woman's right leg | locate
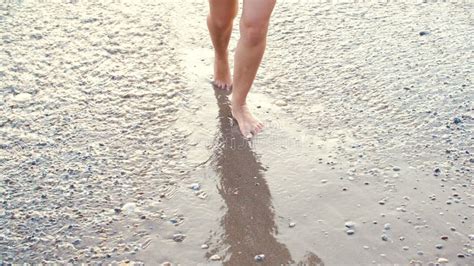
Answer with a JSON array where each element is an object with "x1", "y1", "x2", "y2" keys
[
  {"x1": 207, "y1": 0, "x2": 238, "y2": 90},
  {"x1": 231, "y1": 0, "x2": 276, "y2": 138}
]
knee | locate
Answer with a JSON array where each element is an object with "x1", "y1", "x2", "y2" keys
[
  {"x1": 240, "y1": 18, "x2": 269, "y2": 46},
  {"x1": 208, "y1": 14, "x2": 235, "y2": 31}
]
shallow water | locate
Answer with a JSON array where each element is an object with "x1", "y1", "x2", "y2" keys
[{"x1": 1, "y1": 0, "x2": 473, "y2": 265}]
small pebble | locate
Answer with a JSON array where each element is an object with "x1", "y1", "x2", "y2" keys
[
  {"x1": 275, "y1": 100, "x2": 287, "y2": 106},
  {"x1": 122, "y1": 202, "x2": 137, "y2": 215},
  {"x1": 457, "y1": 253, "x2": 465, "y2": 258},
  {"x1": 289, "y1": 222, "x2": 296, "y2": 228},
  {"x1": 201, "y1": 244, "x2": 209, "y2": 249},
  {"x1": 441, "y1": 235, "x2": 448, "y2": 240},
  {"x1": 189, "y1": 183, "x2": 200, "y2": 190},
  {"x1": 346, "y1": 229, "x2": 355, "y2": 235},
  {"x1": 381, "y1": 234, "x2": 389, "y2": 241},
  {"x1": 172, "y1": 233, "x2": 186, "y2": 242},
  {"x1": 12, "y1": 92, "x2": 32, "y2": 102},
  {"x1": 344, "y1": 221, "x2": 355, "y2": 229},
  {"x1": 402, "y1": 246, "x2": 409, "y2": 251},
  {"x1": 210, "y1": 254, "x2": 221, "y2": 261},
  {"x1": 384, "y1": 223, "x2": 391, "y2": 230},
  {"x1": 435, "y1": 244, "x2": 443, "y2": 249},
  {"x1": 437, "y1": 258, "x2": 449, "y2": 263},
  {"x1": 255, "y1": 254, "x2": 265, "y2": 262}
]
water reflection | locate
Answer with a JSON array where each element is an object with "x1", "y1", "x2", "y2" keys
[{"x1": 210, "y1": 89, "x2": 293, "y2": 265}]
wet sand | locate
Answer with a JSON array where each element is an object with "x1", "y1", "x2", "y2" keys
[{"x1": 1, "y1": 0, "x2": 473, "y2": 265}]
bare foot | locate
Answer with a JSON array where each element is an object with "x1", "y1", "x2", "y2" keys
[
  {"x1": 231, "y1": 102, "x2": 263, "y2": 139},
  {"x1": 212, "y1": 54, "x2": 232, "y2": 90}
]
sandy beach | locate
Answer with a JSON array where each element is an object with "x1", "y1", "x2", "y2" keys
[{"x1": 0, "y1": 0, "x2": 473, "y2": 265}]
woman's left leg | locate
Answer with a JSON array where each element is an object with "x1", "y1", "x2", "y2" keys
[{"x1": 207, "y1": 0, "x2": 239, "y2": 90}]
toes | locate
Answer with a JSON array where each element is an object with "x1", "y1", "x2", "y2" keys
[
  {"x1": 222, "y1": 83, "x2": 232, "y2": 91},
  {"x1": 242, "y1": 128, "x2": 255, "y2": 139},
  {"x1": 248, "y1": 125, "x2": 262, "y2": 136},
  {"x1": 212, "y1": 79, "x2": 233, "y2": 90},
  {"x1": 238, "y1": 122, "x2": 264, "y2": 139},
  {"x1": 213, "y1": 81, "x2": 227, "y2": 90},
  {"x1": 244, "y1": 132, "x2": 253, "y2": 139}
]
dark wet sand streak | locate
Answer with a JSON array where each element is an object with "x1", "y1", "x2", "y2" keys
[{"x1": 210, "y1": 89, "x2": 323, "y2": 265}]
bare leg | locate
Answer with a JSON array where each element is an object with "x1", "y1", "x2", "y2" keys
[
  {"x1": 207, "y1": 0, "x2": 238, "y2": 90},
  {"x1": 231, "y1": 0, "x2": 276, "y2": 138}
]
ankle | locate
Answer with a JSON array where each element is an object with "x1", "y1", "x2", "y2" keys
[{"x1": 231, "y1": 98, "x2": 246, "y2": 109}]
